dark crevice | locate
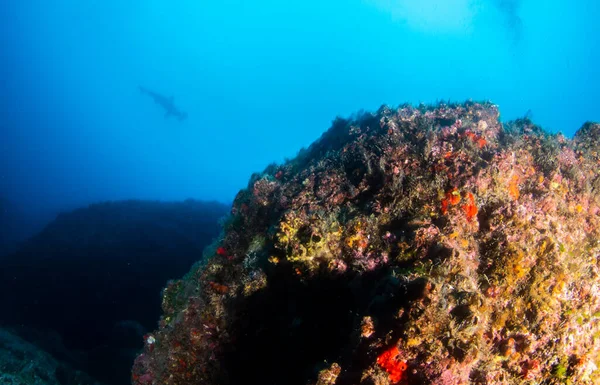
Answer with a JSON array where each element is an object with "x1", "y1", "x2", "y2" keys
[{"x1": 222, "y1": 266, "x2": 419, "y2": 385}]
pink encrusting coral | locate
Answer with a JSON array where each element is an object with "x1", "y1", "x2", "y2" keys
[{"x1": 132, "y1": 102, "x2": 600, "y2": 385}]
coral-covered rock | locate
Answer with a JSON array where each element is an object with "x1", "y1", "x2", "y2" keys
[{"x1": 133, "y1": 102, "x2": 600, "y2": 385}]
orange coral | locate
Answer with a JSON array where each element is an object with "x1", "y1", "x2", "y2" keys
[
  {"x1": 464, "y1": 130, "x2": 487, "y2": 148},
  {"x1": 508, "y1": 174, "x2": 520, "y2": 200},
  {"x1": 377, "y1": 346, "x2": 408, "y2": 383},
  {"x1": 441, "y1": 198, "x2": 449, "y2": 215},
  {"x1": 441, "y1": 189, "x2": 461, "y2": 215},
  {"x1": 462, "y1": 192, "x2": 478, "y2": 221},
  {"x1": 448, "y1": 189, "x2": 461, "y2": 205},
  {"x1": 208, "y1": 281, "x2": 229, "y2": 294}
]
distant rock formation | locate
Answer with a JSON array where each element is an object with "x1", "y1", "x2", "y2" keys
[
  {"x1": 0, "y1": 199, "x2": 229, "y2": 385},
  {"x1": 132, "y1": 102, "x2": 600, "y2": 385},
  {"x1": 0, "y1": 327, "x2": 104, "y2": 385},
  {"x1": 0, "y1": 198, "x2": 63, "y2": 258},
  {"x1": 0, "y1": 198, "x2": 29, "y2": 257}
]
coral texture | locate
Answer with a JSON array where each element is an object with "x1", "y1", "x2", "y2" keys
[{"x1": 133, "y1": 102, "x2": 600, "y2": 385}]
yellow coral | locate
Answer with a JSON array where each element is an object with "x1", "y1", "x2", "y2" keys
[
  {"x1": 276, "y1": 212, "x2": 343, "y2": 268},
  {"x1": 277, "y1": 215, "x2": 303, "y2": 246},
  {"x1": 345, "y1": 221, "x2": 371, "y2": 250}
]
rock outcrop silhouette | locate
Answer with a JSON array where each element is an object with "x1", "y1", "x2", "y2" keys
[{"x1": 0, "y1": 199, "x2": 228, "y2": 385}]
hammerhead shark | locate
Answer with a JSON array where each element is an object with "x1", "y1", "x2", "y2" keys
[{"x1": 139, "y1": 86, "x2": 188, "y2": 121}]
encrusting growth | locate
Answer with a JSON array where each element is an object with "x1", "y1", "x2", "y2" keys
[{"x1": 132, "y1": 102, "x2": 600, "y2": 385}]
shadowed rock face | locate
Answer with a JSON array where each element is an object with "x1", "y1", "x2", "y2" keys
[
  {"x1": 0, "y1": 199, "x2": 228, "y2": 385},
  {"x1": 0, "y1": 327, "x2": 105, "y2": 385},
  {"x1": 132, "y1": 102, "x2": 600, "y2": 385},
  {"x1": 0, "y1": 198, "x2": 35, "y2": 258}
]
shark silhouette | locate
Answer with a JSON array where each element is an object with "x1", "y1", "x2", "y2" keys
[{"x1": 139, "y1": 86, "x2": 188, "y2": 121}]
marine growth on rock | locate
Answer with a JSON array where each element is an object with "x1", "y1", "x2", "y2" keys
[{"x1": 132, "y1": 102, "x2": 600, "y2": 385}]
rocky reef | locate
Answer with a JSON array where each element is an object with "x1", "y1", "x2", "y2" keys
[
  {"x1": 0, "y1": 327, "x2": 104, "y2": 385},
  {"x1": 0, "y1": 197, "x2": 40, "y2": 258},
  {"x1": 0, "y1": 199, "x2": 228, "y2": 385},
  {"x1": 132, "y1": 102, "x2": 600, "y2": 385}
]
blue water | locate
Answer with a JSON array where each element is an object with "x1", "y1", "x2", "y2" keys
[{"x1": 1, "y1": 0, "x2": 599, "y2": 229}]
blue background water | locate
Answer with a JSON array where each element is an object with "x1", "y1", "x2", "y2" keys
[{"x1": 1, "y1": 0, "x2": 598, "y2": 234}]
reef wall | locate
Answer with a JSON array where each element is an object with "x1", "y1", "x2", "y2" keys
[{"x1": 133, "y1": 102, "x2": 600, "y2": 385}]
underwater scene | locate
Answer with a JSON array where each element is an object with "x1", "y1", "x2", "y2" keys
[{"x1": 1, "y1": 1, "x2": 599, "y2": 384}]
